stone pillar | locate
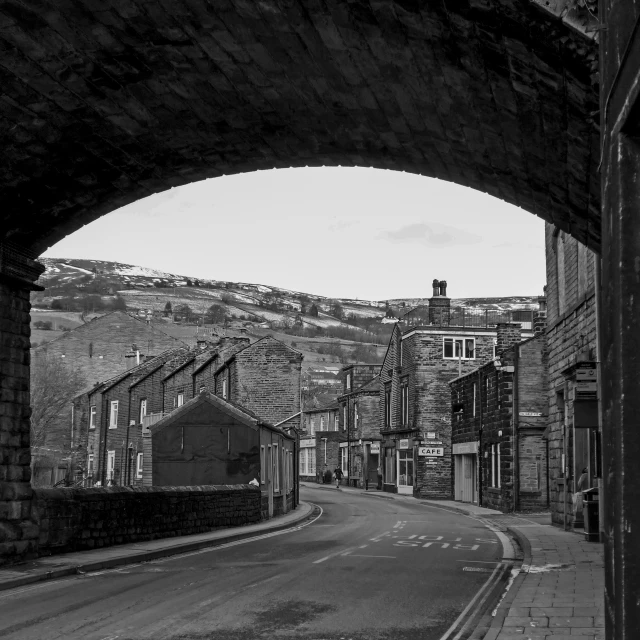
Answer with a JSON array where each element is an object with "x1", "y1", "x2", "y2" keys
[
  {"x1": 0, "y1": 243, "x2": 44, "y2": 564},
  {"x1": 495, "y1": 322, "x2": 522, "y2": 355},
  {"x1": 600, "y1": 2, "x2": 640, "y2": 636}
]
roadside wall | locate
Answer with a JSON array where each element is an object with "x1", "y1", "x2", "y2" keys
[{"x1": 34, "y1": 485, "x2": 261, "y2": 556}]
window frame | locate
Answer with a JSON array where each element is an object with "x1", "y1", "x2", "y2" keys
[
  {"x1": 273, "y1": 444, "x2": 280, "y2": 493},
  {"x1": 89, "y1": 405, "x2": 96, "y2": 430},
  {"x1": 222, "y1": 378, "x2": 228, "y2": 400},
  {"x1": 346, "y1": 372, "x2": 351, "y2": 390},
  {"x1": 136, "y1": 452, "x2": 144, "y2": 479},
  {"x1": 261, "y1": 445, "x2": 266, "y2": 484},
  {"x1": 384, "y1": 383, "x2": 392, "y2": 428},
  {"x1": 87, "y1": 454, "x2": 94, "y2": 475},
  {"x1": 176, "y1": 390, "x2": 185, "y2": 407},
  {"x1": 443, "y1": 336, "x2": 476, "y2": 360},
  {"x1": 109, "y1": 400, "x2": 119, "y2": 429},
  {"x1": 139, "y1": 398, "x2": 147, "y2": 424},
  {"x1": 400, "y1": 378, "x2": 409, "y2": 426}
]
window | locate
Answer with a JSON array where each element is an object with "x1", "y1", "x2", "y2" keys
[
  {"x1": 136, "y1": 453, "x2": 143, "y2": 479},
  {"x1": 310, "y1": 416, "x2": 316, "y2": 436},
  {"x1": 340, "y1": 446, "x2": 348, "y2": 474},
  {"x1": 109, "y1": 401, "x2": 118, "y2": 428},
  {"x1": 491, "y1": 444, "x2": 501, "y2": 488},
  {"x1": 139, "y1": 398, "x2": 147, "y2": 424},
  {"x1": 384, "y1": 383, "x2": 391, "y2": 428},
  {"x1": 443, "y1": 337, "x2": 475, "y2": 359},
  {"x1": 334, "y1": 413, "x2": 339, "y2": 431},
  {"x1": 472, "y1": 383, "x2": 477, "y2": 417},
  {"x1": 493, "y1": 338, "x2": 498, "y2": 359},
  {"x1": 273, "y1": 444, "x2": 280, "y2": 492},
  {"x1": 346, "y1": 373, "x2": 351, "y2": 390},
  {"x1": 107, "y1": 450, "x2": 116, "y2": 482},
  {"x1": 222, "y1": 379, "x2": 228, "y2": 400},
  {"x1": 343, "y1": 405, "x2": 347, "y2": 431},
  {"x1": 176, "y1": 391, "x2": 184, "y2": 407},
  {"x1": 87, "y1": 454, "x2": 94, "y2": 475},
  {"x1": 89, "y1": 405, "x2": 96, "y2": 430},
  {"x1": 320, "y1": 415, "x2": 325, "y2": 430},
  {"x1": 400, "y1": 379, "x2": 409, "y2": 426},
  {"x1": 384, "y1": 448, "x2": 396, "y2": 484}
]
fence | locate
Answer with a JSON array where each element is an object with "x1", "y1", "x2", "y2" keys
[{"x1": 401, "y1": 305, "x2": 534, "y2": 330}]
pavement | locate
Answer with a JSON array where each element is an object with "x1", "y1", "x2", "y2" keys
[
  {"x1": 304, "y1": 482, "x2": 605, "y2": 640},
  {"x1": 0, "y1": 500, "x2": 315, "y2": 592}
]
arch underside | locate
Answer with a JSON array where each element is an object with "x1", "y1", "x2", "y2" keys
[{"x1": 0, "y1": 0, "x2": 599, "y2": 253}]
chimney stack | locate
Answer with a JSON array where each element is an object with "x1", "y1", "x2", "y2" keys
[
  {"x1": 429, "y1": 278, "x2": 451, "y2": 326},
  {"x1": 495, "y1": 322, "x2": 522, "y2": 356},
  {"x1": 533, "y1": 295, "x2": 547, "y2": 335}
]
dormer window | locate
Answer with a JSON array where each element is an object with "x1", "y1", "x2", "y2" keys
[{"x1": 346, "y1": 373, "x2": 351, "y2": 390}]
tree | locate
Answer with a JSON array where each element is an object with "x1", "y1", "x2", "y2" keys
[
  {"x1": 164, "y1": 301, "x2": 173, "y2": 316},
  {"x1": 329, "y1": 300, "x2": 344, "y2": 320},
  {"x1": 30, "y1": 353, "x2": 85, "y2": 452},
  {"x1": 309, "y1": 304, "x2": 319, "y2": 317},
  {"x1": 207, "y1": 303, "x2": 226, "y2": 324},
  {"x1": 186, "y1": 279, "x2": 193, "y2": 287},
  {"x1": 112, "y1": 295, "x2": 126, "y2": 310}
]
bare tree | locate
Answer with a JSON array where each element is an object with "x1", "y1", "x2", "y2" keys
[{"x1": 30, "y1": 353, "x2": 85, "y2": 451}]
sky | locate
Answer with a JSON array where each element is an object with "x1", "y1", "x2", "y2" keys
[{"x1": 42, "y1": 167, "x2": 546, "y2": 301}]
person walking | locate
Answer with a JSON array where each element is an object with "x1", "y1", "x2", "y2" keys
[{"x1": 334, "y1": 466, "x2": 343, "y2": 489}]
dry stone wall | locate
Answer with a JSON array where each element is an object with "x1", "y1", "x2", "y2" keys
[{"x1": 34, "y1": 485, "x2": 261, "y2": 556}]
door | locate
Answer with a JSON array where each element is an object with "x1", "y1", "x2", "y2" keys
[
  {"x1": 106, "y1": 451, "x2": 116, "y2": 486},
  {"x1": 397, "y1": 450, "x2": 414, "y2": 495},
  {"x1": 367, "y1": 448, "x2": 379, "y2": 486}
]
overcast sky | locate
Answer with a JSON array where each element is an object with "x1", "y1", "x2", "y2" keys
[{"x1": 43, "y1": 167, "x2": 545, "y2": 301}]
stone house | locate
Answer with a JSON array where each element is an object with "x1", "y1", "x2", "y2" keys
[
  {"x1": 337, "y1": 364, "x2": 382, "y2": 489},
  {"x1": 544, "y1": 223, "x2": 599, "y2": 528},
  {"x1": 449, "y1": 323, "x2": 548, "y2": 512},
  {"x1": 299, "y1": 403, "x2": 341, "y2": 482},
  {"x1": 379, "y1": 280, "x2": 535, "y2": 498},
  {"x1": 142, "y1": 390, "x2": 296, "y2": 518},
  {"x1": 212, "y1": 336, "x2": 303, "y2": 431}
]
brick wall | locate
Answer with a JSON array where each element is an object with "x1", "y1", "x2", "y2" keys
[
  {"x1": 34, "y1": 485, "x2": 261, "y2": 555},
  {"x1": 313, "y1": 431, "x2": 345, "y2": 481}
]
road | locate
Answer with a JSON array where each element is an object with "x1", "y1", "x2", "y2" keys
[{"x1": 0, "y1": 487, "x2": 506, "y2": 640}]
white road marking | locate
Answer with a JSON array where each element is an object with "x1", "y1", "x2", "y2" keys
[
  {"x1": 347, "y1": 554, "x2": 396, "y2": 559},
  {"x1": 313, "y1": 547, "x2": 356, "y2": 564},
  {"x1": 358, "y1": 545, "x2": 368, "y2": 549}
]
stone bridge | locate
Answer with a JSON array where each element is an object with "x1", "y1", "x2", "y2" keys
[{"x1": 0, "y1": 1, "x2": 639, "y2": 638}]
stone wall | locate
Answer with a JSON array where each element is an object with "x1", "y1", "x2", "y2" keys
[
  {"x1": 34, "y1": 485, "x2": 261, "y2": 556},
  {"x1": 0, "y1": 280, "x2": 38, "y2": 564},
  {"x1": 544, "y1": 223, "x2": 597, "y2": 527}
]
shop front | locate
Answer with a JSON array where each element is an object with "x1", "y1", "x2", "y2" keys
[{"x1": 453, "y1": 441, "x2": 478, "y2": 504}]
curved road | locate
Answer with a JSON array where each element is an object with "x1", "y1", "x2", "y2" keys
[{"x1": 0, "y1": 487, "x2": 505, "y2": 640}]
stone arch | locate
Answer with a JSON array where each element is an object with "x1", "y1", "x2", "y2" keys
[{"x1": 0, "y1": 0, "x2": 599, "y2": 254}]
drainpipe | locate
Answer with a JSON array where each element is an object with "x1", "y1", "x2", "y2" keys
[
  {"x1": 563, "y1": 379, "x2": 569, "y2": 531},
  {"x1": 100, "y1": 392, "x2": 107, "y2": 485},
  {"x1": 512, "y1": 347, "x2": 520, "y2": 513},
  {"x1": 125, "y1": 389, "x2": 133, "y2": 486},
  {"x1": 478, "y1": 371, "x2": 483, "y2": 506}
]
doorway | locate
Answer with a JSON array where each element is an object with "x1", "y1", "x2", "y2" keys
[
  {"x1": 397, "y1": 450, "x2": 414, "y2": 495},
  {"x1": 454, "y1": 454, "x2": 477, "y2": 503}
]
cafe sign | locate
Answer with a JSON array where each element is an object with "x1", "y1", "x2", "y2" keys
[{"x1": 418, "y1": 447, "x2": 444, "y2": 457}]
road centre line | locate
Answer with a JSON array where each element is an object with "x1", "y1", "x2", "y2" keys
[{"x1": 313, "y1": 547, "x2": 357, "y2": 564}]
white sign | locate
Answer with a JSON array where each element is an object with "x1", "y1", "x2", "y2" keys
[
  {"x1": 370, "y1": 443, "x2": 380, "y2": 454},
  {"x1": 418, "y1": 447, "x2": 444, "y2": 457},
  {"x1": 300, "y1": 438, "x2": 315, "y2": 448},
  {"x1": 519, "y1": 412, "x2": 543, "y2": 417},
  {"x1": 453, "y1": 442, "x2": 478, "y2": 455},
  {"x1": 426, "y1": 432, "x2": 437, "y2": 440},
  {"x1": 399, "y1": 439, "x2": 410, "y2": 450}
]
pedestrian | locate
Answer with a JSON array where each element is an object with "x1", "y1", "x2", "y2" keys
[
  {"x1": 334, "y1": 466, "x2": 343, "y2": 489},
  {"x1": 574, "y1": 467, "x2": 589, "y2": 519}
]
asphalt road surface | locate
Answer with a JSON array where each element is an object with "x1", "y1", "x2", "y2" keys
[{"x1": 0, "y1": 487, "x2": 505, "y2": 640}]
